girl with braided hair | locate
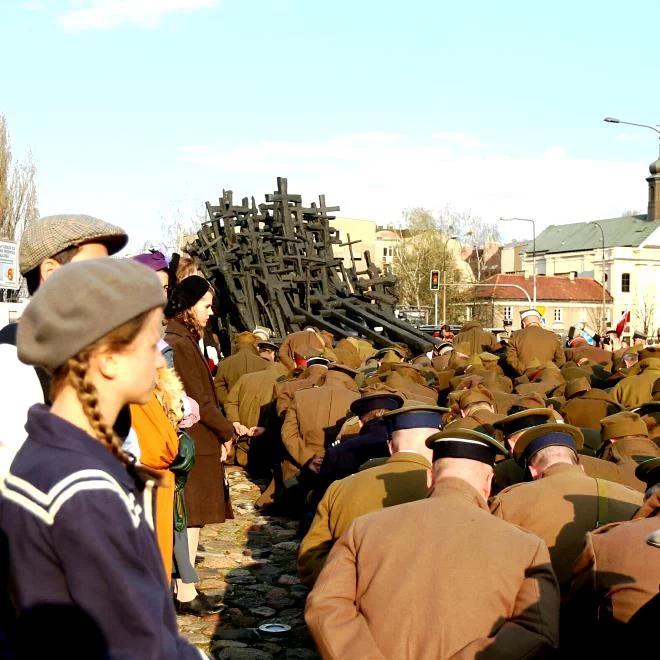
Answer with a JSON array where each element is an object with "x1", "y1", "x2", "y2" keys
[{"x1": 0, "y1": 259, "x2": 206, "y2": 659}]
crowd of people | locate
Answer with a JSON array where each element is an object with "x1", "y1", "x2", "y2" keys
[{"x1": 0, "y1": 212, "x2": 658, "y2": 658}]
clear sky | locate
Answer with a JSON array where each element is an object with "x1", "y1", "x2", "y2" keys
[{"x1": 1, "y1": 0, "x2": 659, "y2": 250}]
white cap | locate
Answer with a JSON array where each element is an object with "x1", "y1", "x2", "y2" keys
[{"x1": 520, "y1": 309, "x2": 541, "y2": 321}]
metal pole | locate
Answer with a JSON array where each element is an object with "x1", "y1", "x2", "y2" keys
[
  {"x1": 589, "y1": 221, "x2": 606, "y2": 333},
  {"x1": 441, "y1": 232, "x2": 456, "y2": 325},
  {"x1": 434, "y1": 292, "x2": 439, "y2": 327}
]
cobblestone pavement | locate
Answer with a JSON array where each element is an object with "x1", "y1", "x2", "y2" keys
[{"x1": 178, "y1": 466, "x2": 320, "y2": 660}]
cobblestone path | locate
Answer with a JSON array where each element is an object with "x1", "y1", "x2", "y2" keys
[{"x1": 177, "y1": 466, "x2": 320, "y2": 660}]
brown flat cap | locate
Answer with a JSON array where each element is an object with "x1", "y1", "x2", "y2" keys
[
  {"x1": 565, "y1": 377, "x2": 591, "y2": 400},
  {"x1": 601, "y1": 411, "x2": 649, "y2": 442},
  {"x1": 18, "y1": 259, "x2": 166, "y2": 372},
  {"x1": 19, "y1": 214, "x2": 128, "y2": 275}
]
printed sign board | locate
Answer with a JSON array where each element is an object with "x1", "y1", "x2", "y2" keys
[{"x1": 0, "y1": 240, "x2": 19, "y2": 290}]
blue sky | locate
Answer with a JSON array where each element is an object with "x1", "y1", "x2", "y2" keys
[{"x1": 1, "y1": 0, "x2": 659, "y2": 250}]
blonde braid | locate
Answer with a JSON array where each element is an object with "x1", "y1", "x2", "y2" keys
[{"x1": 65, "y1": 352, "x2": 134, "y2": 469}]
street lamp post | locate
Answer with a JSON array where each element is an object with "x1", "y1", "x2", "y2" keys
[
  {"x1": 589, "y1": 221, "x2": 606, "y2": 333},
  {"x1": 442, "y1": 232, "x2": 459, "y2": 325},
  {"x1": 604, "y1": 117, "x2": 660, "y2": 156},
  {"x1": 500, "y1": 217, "x2": 537, "y2": 306}
]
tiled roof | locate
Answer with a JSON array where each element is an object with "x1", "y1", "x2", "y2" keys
[
  {"x1": 471, "y1": 274, "x2": 613, "y2": 303},
  {"x1": 527, "y1": 214, "x2": 659, "y2": 254}
]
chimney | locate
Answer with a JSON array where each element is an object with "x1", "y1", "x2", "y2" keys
[{"x1": 647, "y1": 158, "x2": 660, "y2": 221}]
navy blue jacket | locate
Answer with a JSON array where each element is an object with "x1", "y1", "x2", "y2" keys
[
  {"x1": 0, "y1": 405, "x2": 204, "y2": 659},
  {"x1": 320, "y1": 418, "x2": 390, "y2": 483}
]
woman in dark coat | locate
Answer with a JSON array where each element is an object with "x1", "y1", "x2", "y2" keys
[{"x1": 164, "y1": 276, "x2": 235, "y2": 615}]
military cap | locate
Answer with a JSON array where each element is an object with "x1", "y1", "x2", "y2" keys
[
  {"x1": 493, "y1": 408, "x2": 557, "y2": 439},
  {"x1": 18, "y1": 259, "x2": 166, "y2": 372},
  {"x1": 510, "y1": 392, "x2": 546, "y2": 411},
  {"x1": 458, "y1": 386, "x2": 494, "y2": 410},
  {"x1": 444, "y1": 417, "x2": 498, "y2": 437},
  {"x1": 426, "y1": 428, "x2": 506, "y2": 466},
  {"x1": 328, "y1": 363, "x2": 358, "y2": 378},
  {"x1": 520, "y1": 309, "x2": 541, "y2": 321},
  {"x1": 633, "y1": 330, "x2": 647, "y2": 341},
  {"x1": 478, "y1": 351, "x2": 499, "y2": 363},
  {"x1": 561, "y1": 365, "x2": 592, "y2": 382},
  {"x1": 350, "y1": 391, "x2": 404, "y2": 417},
  {"x1": 433, "y1": 340, "x2": 454, "y2": 354},
  {"x1": 257, "y1": 340, "x2": 279, "y2": 352},
  {"x1": 639, "y1": 346, "x2": 660, "y2": 361},
  {"x1": 373, "y1": 346, "x2": 406, "y2": 361},
  {"x1": 513, "y1": 423, "x2": 583, "y2": 467},
  {"x1": 635, "y1": 457, "x2": 660, "y2": 489},
  {"x1": 601, "y1": 411, "x2": 649, "y2": 442},
  {"x1": 382, "y1": 403, "x2": 448, "y2": 432},
  {"x1": 252, "y1": 326, "x2": 271, "y2": 342},
  {"x1": 306, "y1": 356, "x2": 330, "y2": 368},
  {"x1": 565, "y1": 377, "x2": 591, "y2": 400},
  {"x1": 631, "y1": 402, "x2": 660, "y2": 418},
  {"x1": 165, "y1": 275, "x2": 210, "y2": 318},
  {"x1": 19, "y1": 214, "x2": 128, "y2": 275},
  {"x1": 515, "y1": 382, "x2": 550, "y2": 397}
]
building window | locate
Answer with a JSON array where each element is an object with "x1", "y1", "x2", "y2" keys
[
  {"x1": 503, "y1": 306, "x2": 512, "y2": 321},
  {"x1": 553, "y1": 308, "x2": 563, "y2": 323},
  {"x1": 383, "y1": 247, "x2": 388, "y2": 258},
  {"x1": 621, "y1": 273, "x2": 630, "y2": 292}
]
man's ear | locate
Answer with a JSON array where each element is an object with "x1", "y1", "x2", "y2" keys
[
  {"x1": 426, "y1": 468, "x2": 434, "y2": 490},
  {"x1": 387, "y1": 439, "x2": 393, "y2": 456},
  {"x1": 39, "y1": 258, "x2": 62, "y2": 283},
  {"x1": 528, "y1": 463, "x2": 541, "y2": 480}
]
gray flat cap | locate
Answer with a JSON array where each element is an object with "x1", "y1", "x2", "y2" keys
[
  {"x1": 18, "y1": 259, "x2": 166, "y2": 372},
  {"x1": 19, "y1": 214, "x2": 128, "y2": 275}
]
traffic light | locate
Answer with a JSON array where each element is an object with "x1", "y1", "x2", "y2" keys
[{"x1": 429, "y1": 270, "x2": 440, "y2": 291}]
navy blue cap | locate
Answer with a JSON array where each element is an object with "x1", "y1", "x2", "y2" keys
[
  {"x1": 513, "y1": 423, "x2": 583, "y2": 467},
  {"x1": 381, "y1": 404, "x2": 447, "y2": 433},
  {"x1": 351, "y1": 392, "x2": 404, "y2": 417}
]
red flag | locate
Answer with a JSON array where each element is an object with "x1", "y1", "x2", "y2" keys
[{"x1": 615, "y1": 310, "x2": 630, "y2": 337}]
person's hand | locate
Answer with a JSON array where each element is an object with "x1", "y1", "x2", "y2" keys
[
  {"x1": 306, "y1": 455, "x2": 323, "y2": 474},
  {"x1": 232, "y1": 421, "x2": 250, "y2": 436},
  {"x1": 221, "y1": 442, "x2": 230, "y2": 463},
  {"x1": 249, "y1": 426, "x2": 266, "y2": 437}
]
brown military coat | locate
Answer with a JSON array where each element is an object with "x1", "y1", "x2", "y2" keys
[
  {"x1": 214, "y1": 345, "x2": 269, "y2": 406},
  {"x1": 490, "y1": 463, "x2": 642, "y2": 589},
  {"x1": 381, "y1": 371, "x2": 438, "y2": 404},
  {"x1": 306, "y1": 477, "x2": 560, "y2": 659},
  {"x1": 611, "y1": 358, "x2": 660, "y2": 408},
  {"x1": 597, "y1": 436, "x2": 660, "y2": 491},
  {"x1": 507, "y1": 324, "x2": 566, "y2": 375},
  {"x1": 452, "y1": 321, "x2": 498, "y2": 355},
  {"x1": 275, "y1": 365, "x2": 328, "y2": 417},
  {"x1": 278, "y1": 329, "x2": 326, "y2": 371},
  {"x1": 560, "y1": 389, "x2": 623, "y2": 429},
  {"x1": 567, "y1": 491, "x2": 660, "y2": 631},
  {"x1": 298, "y1": 451, "x2": 431, "y2": 587},
  {"x1": 565, "y1": 345, "x2": 613, "y2": 367},
  {"x1": 281, "y1": 371, "x2": 359, "y2": 469},
  {"x1": 224, "y1": 364, "x2": 283, "y2": 428}
]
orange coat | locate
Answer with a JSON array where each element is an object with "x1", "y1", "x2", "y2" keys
[{"x1": 131, "y1": 394, "x2": 179, "y2": 579}]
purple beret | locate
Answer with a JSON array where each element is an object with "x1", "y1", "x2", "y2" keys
[{"x1": 132, "y1": 250, "x2": 168, "y2": 272}]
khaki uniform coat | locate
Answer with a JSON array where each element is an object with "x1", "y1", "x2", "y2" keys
[
  {"x1": 560, "y1": 389, "x2": 622, "y2": 429},
  {"x1": 306, "y1": 478, "x2": 560, "y2": 660},
  {"x1": 224, "y1": 365, "x2": 282, "y2": 428},
  {"x1": 214, "y1": 345, "x2": 269, "y2": 406},
  {"x1": 567, "y1": 491, "x2": 660, "y2": 632},
  {"x1": 490, "y1": 463, "x2": 642, "y2": 588},
  {"x1": 507, "y1": 324, "x2": 566, "y2": 375},
  {"x1": 278, "y1": 330, "x2": 326, "y2": 370},
  {"x1": 164, "y1": 320, "x2": 234, "y2": 526},
  {"x1": 611, "y1": 358, "x2": 660, "y2": 408},
  {"x1": 298, "y1": 452, "x2": 431, "y2": 586},
  {"x1": 564, "y1": 345, "x2": 613, "y2": 367},
  {"x1": 452, "y1": 321, "x2": 498, "y2": 355},
  {"x1": 276, "y1": 365, "x2": 328, "y2": 417},
  {"x1": 597, "y1": 436, "x2": 660, "y2": 492},
  {"x1": 281, "y1": 371, "x2": 359, "y2": 469}
]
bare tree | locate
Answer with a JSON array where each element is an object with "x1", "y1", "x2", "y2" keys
[
  {"x1": 142, "y1": 205, "x2": 205, "y2": 253},
  {"x1": 1, "y1": 116, "x2": 39, "y2": 301},
  {"x1": 635, "y1": 294, "x2": 656, "y2": 337}
]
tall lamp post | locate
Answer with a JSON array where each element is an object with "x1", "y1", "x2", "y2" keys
[
  {"x1": 442, "y1": 232, "x2": 459, "y2": 325},
  {"x1": 589, "y1": 221, "x2": 606, "y2": 333},
  {"x1": 500, "y1": 217, "x2": 537, "y2": 306},
  {"x1": 604, "y1": 117, "x2": 660, "y2": 156}
]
